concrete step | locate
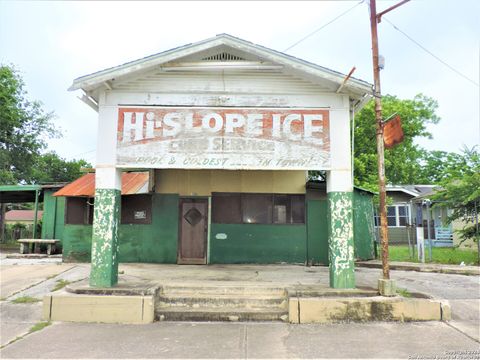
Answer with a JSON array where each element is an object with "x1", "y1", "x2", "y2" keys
[
  {"x1": 157, "y1": 293, "x2": 287, "y2": 309},
  {"x1": 156, "y1": 307, "x2": 289, "y2": 322},
  {"x1": 160, "y1": 284, "x2": 286, "y2": 296}
]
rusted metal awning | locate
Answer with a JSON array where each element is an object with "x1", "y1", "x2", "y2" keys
[{"x1": 53, "y1": 172, "x2": 150, "y2": 197}]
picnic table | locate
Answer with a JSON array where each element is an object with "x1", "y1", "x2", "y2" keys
[{"x1": 17, "y1": 239, "x2": 60, "y2": 255}]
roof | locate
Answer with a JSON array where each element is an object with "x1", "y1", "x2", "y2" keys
[
  {"x1": 53, "y1": 172, "x2": 150, "y2": 197},
  {"x1": 306, "y1": 180, "x2": 376, "y2": 195},
  {"x1": 70, "y1": 34, "x2": 372, "y2": 102},
  {"x1": 5, "y1": 210, "x2": 43, "y2": 222},
  {"x1": 386, "y1": 185, "x2": 438, "y2": 198},
  {"x1": 0, "y1": 185, "x2": 43, "y2": 203}
]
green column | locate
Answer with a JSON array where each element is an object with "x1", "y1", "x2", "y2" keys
[
  {"x1": 90, "y1": 188, "x2": 121, "y2": 287},
  {"x1": 327, "y1": 191, "x2": 355, "y2": 288}
]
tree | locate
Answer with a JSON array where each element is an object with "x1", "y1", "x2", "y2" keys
[
  {"x1": 431, "y1": 146, "x2": 480, "y2": 247},
  {"x1": 0, "y1": 64, "x2": 59, "y2": 184},
  {"x1": 31, "y1": 152, "x2": 90, "y2": 184},
  {"x1": 353, "y1": 94, "x2": 440, "y2": 191},
  {"x1": 418, "y1": 150, "x2": 471, "y2": 184}
]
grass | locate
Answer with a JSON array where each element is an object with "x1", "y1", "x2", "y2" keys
[
  {"x1": 388, "y1": 245, "x2": 479, "y2": 266},
  {"x1": 52, "y1": 279, "x2": 70, "y2": 292},
  {"x1": 29, "y1": 321, "x2": 51, "y2": 333},
  {"x1": 396, "y1": 288, "x2": 412, "y2": 298},
  {"x1": 11, "y1": 296, "x2": 41, "y2": 304}
]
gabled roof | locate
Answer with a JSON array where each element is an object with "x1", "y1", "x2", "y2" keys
[
  {"x1": 54, "y1": 172, "x2": 150, "y2": 197},
  {"x1": 69, "y1": 34, "x2": 372, "y2": 99}
]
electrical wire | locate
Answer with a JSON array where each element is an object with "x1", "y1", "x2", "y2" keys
[
  {"x1": 283, "y1": 0, "x2": 365, "y2": 52},
  {"x1": 383, "y1": 17, "x2": 479, "y2": 87}
]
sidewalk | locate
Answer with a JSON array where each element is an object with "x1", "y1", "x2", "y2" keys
[{"x1": 356, "y1": 260, "x2": 480, "y2": 276}]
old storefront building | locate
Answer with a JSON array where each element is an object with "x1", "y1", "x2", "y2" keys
[{"x1": 62, "y1": 34, "x2": 373, "y2": 289}]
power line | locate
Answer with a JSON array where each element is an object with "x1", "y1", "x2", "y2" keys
[
  {"x1": 283, "y1": 0, "x2": 365, "y2": 52},
  {"x1": 383, "y1": 17, "x2": 479, "y2": 87}
]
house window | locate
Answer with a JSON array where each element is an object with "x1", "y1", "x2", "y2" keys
[
  {"x1": 65, "y1": 197, "x2": 94, "y2": 225},
  {"x1": 212, "y1": 193, "x2": 305, "y2": 225},
  {"x1": 375, "y1": 204, "x2": 410, "y2": 227},
  {"x1": 121, "y1": 194, "x2": 152, "y2": 224}
]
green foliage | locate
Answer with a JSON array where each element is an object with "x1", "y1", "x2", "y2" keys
[
  {"x1": 0, "y1": 64, "x2": 59, "y2": 184},
  {"x1": 0, "y1": 65, "x2": 91, "y2": 185},
  {"x1": 388, "y1": 245, "x2": 479, "y2": 265},
  {"x1": 11, "y1": 296, "x2": 41, "y2": 304},
  {"x1": 431, "y1": 146, "x2": 480, "y2": 244},
  {"x1": 29, "y1": 321, "x2": 51, "y2": 333},
  {"x1": 11, "y1": 222, "x2": 27, "y2": 230},
  {"x1": 354, "y1": 94, "x2": 440, "y2": 191},
  {"x1": 396, "y1": 288, "x2": 412, "y2": 298},
  {"x1": 52, "y1": 279, "x2": 70, "y2": 292},
  {"x1": 31, "y1": 151, "x2": 90, "y2": 184}
]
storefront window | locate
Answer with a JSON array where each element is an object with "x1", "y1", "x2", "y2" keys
[{"x1": 212, "y1": 193, "x2": 305, "y2": 225}]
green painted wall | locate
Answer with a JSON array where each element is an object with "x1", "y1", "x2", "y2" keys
[
  {"x1": 307, "y1": 200, "x2": 328, "y2": 265},
  {"x1": 41, "y1": 190, "x2": 65, "y2": 249},
  {"x1": 63, "y1": 225, "x2": 93, "y2": 262},
  {"x1": 62, "y1": 194, "x2": 178, "y2": 263},
  {"x1": 210, "y1": 224, "x2": 306, "y2": 264},
  {"x1": 353, "y1": 191, "x2": 375, "y2": 260},
  {"x1": 118, "y1": 194, "x2": 178, "y2": 263},
  {"x1": 305, "y1": 191, "x2": 375, "y2": 266}
]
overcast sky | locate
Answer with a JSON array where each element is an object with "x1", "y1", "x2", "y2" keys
[{"x1": 1, "y1": 0, "x2": 478, "y2": 165}]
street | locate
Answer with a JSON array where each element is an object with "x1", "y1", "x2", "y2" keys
[{"x1": 1, "y1": 254, "x2": 479, "y2": 359}]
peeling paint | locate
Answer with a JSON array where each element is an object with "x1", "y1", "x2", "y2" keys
[
  {"x1": 90, "y1": 188, "x2": 121, "y2": 287},
  {"x1": 328, "y1": 191, "x2": 355, "y2": 288}
]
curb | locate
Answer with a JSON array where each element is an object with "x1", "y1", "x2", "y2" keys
[{"x1": 356, "y1": 261, "x2": 479, "y2": 276}]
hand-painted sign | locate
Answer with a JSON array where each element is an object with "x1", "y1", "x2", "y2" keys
[{"x1": 117, "y1": 107, "x2": 330, "y2": 170}]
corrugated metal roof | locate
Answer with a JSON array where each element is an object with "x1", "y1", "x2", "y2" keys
[
  {"x1": 5, "y1": 210, "x2": 43, "y2": 222},
  {"x1": 53, "y1": 172, "x2": 149, "y2": 197}
]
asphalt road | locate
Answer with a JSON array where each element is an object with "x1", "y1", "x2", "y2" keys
[{"x1": 0, "y1": 257, "x2": 479, "y2": 359}]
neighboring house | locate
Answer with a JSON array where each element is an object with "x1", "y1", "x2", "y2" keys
[
  {"x1": 378, "y1": 185, "x2": 454, "y2": 247},
  {"x1": 5, "y1": 210, "x2": 44, "y2": 228}
]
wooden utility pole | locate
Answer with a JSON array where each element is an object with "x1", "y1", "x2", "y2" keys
[{"x1": 368, "y1": 0, "x2": 409, "y2": 281}]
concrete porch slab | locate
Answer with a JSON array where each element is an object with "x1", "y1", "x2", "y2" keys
[{"x1": 42, "y1": 264, "x2": 449, "y2": 324}]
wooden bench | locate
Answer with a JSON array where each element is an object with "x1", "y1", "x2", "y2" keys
[{"x1": 17, "y1": 239, "x2": 60, "y2": 255}]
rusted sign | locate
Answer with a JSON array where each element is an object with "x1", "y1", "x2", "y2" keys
[
  {"x1": 116, "y1": 107, "x2": 330, "y2": 170},
  {"x1": 383, "y1": 115, "x2": 404, "y2": 149}
]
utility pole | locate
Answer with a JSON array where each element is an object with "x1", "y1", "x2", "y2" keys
[{"x1": 368, "y1": 0, "x2": 409, "y2": 295}]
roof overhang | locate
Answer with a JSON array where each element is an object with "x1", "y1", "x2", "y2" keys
[
  {"x1": 69, "y1": 34, "x2": 372, "y2": 105},
  {"x1": 0, "y1": 185, "x2": 43, "y2": 203}
]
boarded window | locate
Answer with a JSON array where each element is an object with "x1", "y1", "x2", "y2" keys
[
  {"x1": 121, "y1": 194, "x2": 152, "y2": 224},
  {"x1": 66, "y1": 197, "x2": 93, "y2": 225},
  {"x1": 212, "y1": 193, "x2": 304, "y2": 225}
]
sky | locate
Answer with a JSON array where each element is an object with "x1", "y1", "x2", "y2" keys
[{"x1": 1, "y1": 0, "x2": 479, "y2": 166}]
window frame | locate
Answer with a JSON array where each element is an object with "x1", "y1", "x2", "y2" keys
[
  {"x1": 120, "y1": 194, "x2": 153, "y2": 225},
  {"x1": 211, "y1": 192, "x2": 305, "y2": 225},
  {"x1": 65, "y1": 197, "x2": 94, "y2": 225},
  {"x1": 375, "y1": 203, "x2": 411, "y2": 227}
]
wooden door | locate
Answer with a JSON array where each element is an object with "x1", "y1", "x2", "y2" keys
[{"x1": 178, "y1": 198, "x2": 208, "y2": 264}]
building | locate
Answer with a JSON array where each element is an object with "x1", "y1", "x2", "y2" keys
[
  {"x1": 5, "y1": 210, "x2": 44, "y2": 226},
  {"x1": 380, "y1": 185, "x2": 454, "y2": 247},
  {"x1": 50, "y1": 174, "x2": 376, "y2": 265},
  {"x1": 66, "y1": 34, "x2": 373, "y2": 289}
]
